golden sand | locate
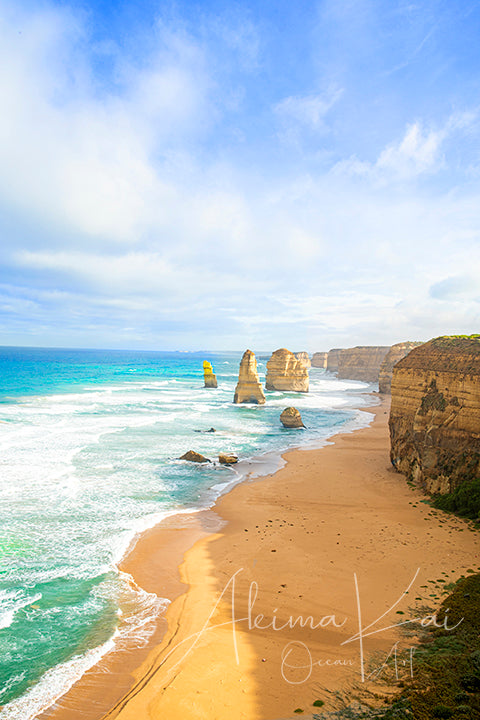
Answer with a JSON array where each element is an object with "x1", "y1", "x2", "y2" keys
[{"x1": 41, "y1": 398, "x2": 480, "y2": 720}]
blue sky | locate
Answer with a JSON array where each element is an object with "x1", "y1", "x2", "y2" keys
[{"x1": 0, "y1": 0, "x2": 479, "y2": 351}]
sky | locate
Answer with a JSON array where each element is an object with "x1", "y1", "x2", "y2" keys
[{"x1": 0, "y1": 0, "x2": 479, "y2": 352}]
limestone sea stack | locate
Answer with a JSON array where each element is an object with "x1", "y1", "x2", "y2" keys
[
  {"x1": 295, "y1": 351, "x2": 311, "y2": 369},
  {"x1": 203, "y1": 361, "x2": 218, "y2": 388},
  {"x1": 389, "y1": 335, "x2": 480, "y2": 494},
  {"x1": 326, "y1": 349, "x2": 342, "y2": 373},
  {"x1": 378, "y1": 341, "x2": 423, "y2": 394},
  {"x1": 265, "y1": 348, "x2": 309, "y2": 392},
  {"x1": 336, "y1": 346, "x2": 390, "y2": 383},
  {"x1": 233, "y1": 350, "x2": 266, "y2": 404},
  {"x1": 280, "y1": 407, "x2": 305, "y2": 428},
  {"x1": 311, "y1": 352, "x2": 328, "y2": 368}
]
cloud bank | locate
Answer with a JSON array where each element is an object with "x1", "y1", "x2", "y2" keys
[{"x1": 0, "y1": 0, "x2": 479, "y2": 351}]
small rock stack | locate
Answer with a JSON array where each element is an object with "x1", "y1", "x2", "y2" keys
[{"x1": 203, "y1": 360, "x2": 218, "y2": 388}]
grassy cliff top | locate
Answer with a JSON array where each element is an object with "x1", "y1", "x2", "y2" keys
[
  {"x1": 431, "y1": 334, "x2": 480, "y2": 347},
  {"x1": 396, "y1": 335, "x2": 480, "y2": 374}
]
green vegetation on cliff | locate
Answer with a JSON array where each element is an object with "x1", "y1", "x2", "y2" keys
[
  {"x1": 313, "y1": 573, "x2": 480, "y2": 719},
  {"x1": 431, "y1": 334, "x2": 480, "y2": 344},
  {"x1": 395, "y1": 335, "x2": 480, "y2": 374},
  {"x1": 380, "y1": 572, "x2": 480, "y2": 720},
  {"x1": 433, "y1": 476, "x2": 480, "y2": 520}
]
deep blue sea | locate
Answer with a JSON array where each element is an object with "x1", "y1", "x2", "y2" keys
[{"x1": 0, "y1": 347, "x2": 375, "y2": 719}]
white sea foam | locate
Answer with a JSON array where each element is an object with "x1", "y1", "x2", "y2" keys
[
  {"x1": 0, "y1": 364, "x2": 378, "y2": 718},
  {"x1": 0, "y1": 636, "x2": 118, "y2": 720},
  {"x1": 0, "y1": 592, "x2": 43, "y2": 630},
  {"x1": 0, "y1": 574, "x2": 168, "y2": 720}
]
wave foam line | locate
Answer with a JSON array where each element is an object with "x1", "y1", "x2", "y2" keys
[
  {"x1": 0, "y1": 592, "x2": 42, "y2": 630},
  {"x1": 0, "y1": 575, "x2": 169, "y2": 720},
  {"x1": 0, "y1": 636, "x2": 117, "y2": 720}
]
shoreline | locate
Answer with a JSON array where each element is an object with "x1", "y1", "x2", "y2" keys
[
  {"x1": 32, "y1": 392, "x2": 377, "y2": 720},
  {"x1": 35, "y1": 396, "x2": 480, "y2": 718}
]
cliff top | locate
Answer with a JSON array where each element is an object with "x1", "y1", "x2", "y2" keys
[
  {"x1": 430, "y1": 334, "x2": 480, "y2": 347},
  {"x1": 340, "y1": 345, "x2": 390, "y2": 351},
  {"x1": 395, "y1": 335, "x2": 480, "y2": 374}
]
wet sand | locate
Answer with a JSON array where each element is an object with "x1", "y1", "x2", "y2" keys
[{"x1": 41, "y1": 397, "x2": 480, "y2": 719}]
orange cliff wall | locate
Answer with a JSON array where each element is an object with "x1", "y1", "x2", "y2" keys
[
  {"x1": 379, "y1": 341, "x2": 423, "y2": 394},
  {"x1": 336, "y1": 346, "x2": 390, "y2": 383},
  {"x1": 389, "y1": 336, "x2": 480, "y2": 494}
]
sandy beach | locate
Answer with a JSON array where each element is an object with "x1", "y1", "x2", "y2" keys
[{"x1": 40, "y1": 396, "x2": 480, "y2": 720}]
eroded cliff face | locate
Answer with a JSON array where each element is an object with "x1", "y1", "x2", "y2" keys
[
  {"x1": 295, "y1": 351, "x2": 311, "y2": 369},
  {"x1": 336, "y1": 346, "x2": 390, "y2": 383},
  {"x1": 311, "y1": 352, "x2": 328, "y2": 368},
  {"x1": 326, "y1": 349, "x2": 342, "y2": 373},
  {"x1": 389, "y1": 336, "x2": 480, "y2": 494},
  {"x1": 234, "y1": 350, "x2": 266, "y2": 404},
  {"x1": 265, "y1": 348, "x2": 309, "y2": 392},
  {"x1": 378, "y1": 342, "x2": 423, "y2": 394}
]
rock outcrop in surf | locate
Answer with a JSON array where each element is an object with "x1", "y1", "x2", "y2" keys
[
  {"x1": 265, "y1": 348, "x2": 309, "y2": 392},
  {"x1": 295, "y1": 352, "x2": 311, "y2": 369},
  {"x1": 280, "y1": 407, "x2": 305, "y2": 428},
  {"x1": 203, "y1": 361, "x2": 218, "y2": 388},
  {"x1": 233, "y1": 350, "x2": 266, "y2": 404}
]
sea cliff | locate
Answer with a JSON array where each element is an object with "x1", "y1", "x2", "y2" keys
[
  {"x1": 378, "y1": 341, "x2": 422, "y2": 394},
  {"x1": 336, "y1": 345, "x2": 390, "y2": 383},
  {"x1": 389, "y1": 335, "x2": 480, "y2": 494},
  {"x1": 326, "y1": 348, "x2": 342, "y2": 373},
  {"x1": 311, "y1": 352, "x2": 327, "y2": 368}
]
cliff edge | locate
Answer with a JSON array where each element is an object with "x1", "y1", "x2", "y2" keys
[
  {"x1": 389, "y1": 335, "x2": 480, "y2": 494},
  {"x1": 336, "y1": 346, "x2": 390, "y2": 383},
  {"x1": 311, "y1": 352, "x2": 327, "y2": 369},
  {"x1": 378, "y1": 341, "x2": 423, "y2": 394}
]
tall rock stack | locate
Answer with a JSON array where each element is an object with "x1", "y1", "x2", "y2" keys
[
  {"x1": 265, "y1": 348, "x2": 309, "y2": 392},
  {"x1": 389, "y1": 336, "x2": 480, "y2": 494},
  {"x1": 336, "y1": 346, "x2": 390, "y2": 383},
  {"x1": 326, "y1": 349, "x2": 343, "y2": 373},
  {"x1": 233, "y1": 350, "x2": 266, "y2": 404},
  {"x1": 378, "y1": 342, "x2": 423, "y2": 394},
  {"x1": 311, "y1": 352, "x2": 328, "y2": 368},
  {"x1": 295, "y1": 351, "x2": 311, "y2": 369},
  {"x1": 203, "y1": 361, "x2": 218, "y2": 388}
]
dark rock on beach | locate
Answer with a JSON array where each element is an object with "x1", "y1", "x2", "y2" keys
[
  {"x1": 218, "y1": 453, "x2": 238, "y2": 464},
  {"x1": 179, "y1": 450, "x2": 211, "y2": 463},
  {"x1": 280, "y1": 407, "x2": 305, "y2": 428}
]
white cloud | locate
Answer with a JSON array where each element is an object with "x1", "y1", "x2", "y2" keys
[
  {"x1": 429, "y1": 273, "x2": 480, "y2": 301},
  {"x1": 0, "y1": 3, "x2": 480, "y2": 350},
  {"x1": 0, "y1": 4, "x2": 212, "y2": 242},
  {"x1": 376, "y1": 122, "x2": 445, "y2": 176},
  {"x1": 333, "y1": 111, "x2": 478, "y2": 182},
  {"x1": 275, "y1": 88, "x2": 343, "y2": 130},
  {"x1": 274, "y1": 88, "x2": 343, "y2": 147}
]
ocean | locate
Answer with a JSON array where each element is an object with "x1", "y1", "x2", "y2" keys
[{"x1": 0, "y1": 347, "x2": 375, "y2": 719}]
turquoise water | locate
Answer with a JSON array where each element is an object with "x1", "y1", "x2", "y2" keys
[{"x1": 0, "y1": 347, "x2": 375, "y2": 719}]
